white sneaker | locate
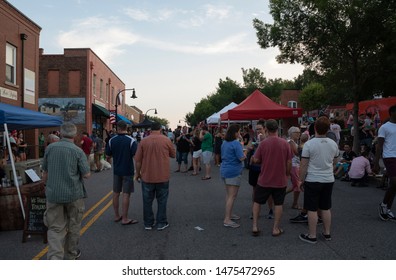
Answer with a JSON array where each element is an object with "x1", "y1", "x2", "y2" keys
[
  {"x1": 387, "y1": 209, "x2": 396, "y2": 222},
  {"x1": 379, "y1": 203, "x2": 389, "y2": 221}
]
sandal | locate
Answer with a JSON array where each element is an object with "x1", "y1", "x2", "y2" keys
[
  {"x1": 272, "y1": 228, "x2": 284, "y2": 237},
  {"x1": 252, "y1": 229, "x2": 260, "y2": 237},
  {"x1": 231, "y1": 214, "x2": 240, "y2": 220},
  {"x1": 201, "y1": 176, "x2": 211, "y2": 180},
  {"x1": 223, "y1": 221, "x2": 240, "y2": 228}
]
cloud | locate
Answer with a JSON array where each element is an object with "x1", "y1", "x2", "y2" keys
[
  {"x1": 142, "y1": 33, "x2": 256, "y2": 54},
  {"x1": 123, "y1": 4, "x2": 233, "y2": 28},
  {"x1": 204, "y1": 4, "x2": 231, "y2": 20},
  {"x1": 123, "y1": 8, "x2": 151, "y2": 21},
  {"x1": 57, "y1": 16, "x2": 139, "y2": 62},
  {"x1": 56, "y1": 11, "x2": 255, "y2": 62},
  {"x1": 123, "y1": 7, "x2": 176, "y2": 22}
]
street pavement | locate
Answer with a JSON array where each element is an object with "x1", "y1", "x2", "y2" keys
[{"x1": 0, "y1": 155, "x2": 395, "y2": 260}]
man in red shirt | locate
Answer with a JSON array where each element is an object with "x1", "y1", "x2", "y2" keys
[
  {"x1": 251, "y1": 119, "x2": 292, "y2": 237},
  {"x1": 80, "y1": 132, "x2": 93, "y2": 160}
]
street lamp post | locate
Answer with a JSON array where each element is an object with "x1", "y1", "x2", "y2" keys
[
  {"x1": 145, "y1": 108, "x2": 157, "y2": 119},
  {"x1": 115, "y1": 88, "x2": 137, "y2": 125}
]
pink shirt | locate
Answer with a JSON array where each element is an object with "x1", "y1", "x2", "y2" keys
[
  {"x1": 348, "y1": 156, "x2": 372, "y2": 179},
  {"x1": 253, "y1": 136, "x2": 292, "y2": 188}
]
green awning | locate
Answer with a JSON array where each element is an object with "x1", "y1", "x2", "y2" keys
[{"x1": 92, "y1": 104, "x2": 110, "y2": 118}]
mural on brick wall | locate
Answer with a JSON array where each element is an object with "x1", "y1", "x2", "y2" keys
[{"x1": 38, "y1": 98, "x2": 86, "y2": 124}]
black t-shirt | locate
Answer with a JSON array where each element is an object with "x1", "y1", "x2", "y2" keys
[
  {"x1": 192, "y1": 136, "x2": 202, "y2": 152},
  {"x1": 343, "y1": 151, "x2": 357, "y2": 161},
  {"x1": 177, "y1": 134, "x2": 191, "y2": 153}
]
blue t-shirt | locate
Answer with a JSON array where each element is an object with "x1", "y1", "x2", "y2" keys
[
  {"x1": 220, "y1": 140, "x2": 244, "y2": 178},
  {"x1": 105, "y1": 133, "x2": 137, "y2": 176}
]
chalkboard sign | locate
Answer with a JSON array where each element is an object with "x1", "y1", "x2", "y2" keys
[{"x1": 22, "y1": 194, "x2": 48, "y2": 243}]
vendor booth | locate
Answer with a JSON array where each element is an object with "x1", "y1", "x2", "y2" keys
[
  {"x1": 0, "y1": 103, "x2": 62, "y2": 230},
  {"x1": 220, "y1": 89, "x2": 302, "y2": 121}
]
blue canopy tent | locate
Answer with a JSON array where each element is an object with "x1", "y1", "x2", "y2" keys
[
  {"x1": 116, "y1": 114, "x2": 132, "y2": 125},
  {"x1": 0, "y1": 102, "x2": 63, "y2": 219}
]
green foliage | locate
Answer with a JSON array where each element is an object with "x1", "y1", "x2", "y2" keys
[
  {"x1": 146, "y1": 116, "x2": 169, "y2": 127},
  {"x1": 253, "y1": 0, "x2": 396, "y2": 101},
  {"x1": 254, "y1": 0, "x2": 396, "y2": 151},
  {"x1": 185, "y1": 67, "x2": 302, "y2": 126},
  {"x1": 299, "y1": 82, "x2": 326, "y2": 112}
]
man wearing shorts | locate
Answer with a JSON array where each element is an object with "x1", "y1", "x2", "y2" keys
[
  {"x1": 299, "y1": 116, "x2": 339, "y2": 244},
  {"x1": 200, "y1": 126, "x2": 213, "y2": 180},
  {"x1": 374, "y1": 104, "x2": 396, "y2": 221},
  {"x1": 105, "y1": 120, "x2": 138, "y2": 225},
  {"x1": 251, "y1": 119, "x2": 292, "y2": 237}
]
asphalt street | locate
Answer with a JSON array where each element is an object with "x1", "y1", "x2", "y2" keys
[{"x1": 0, "y1": 155, "x2": 395, "y2": 260}]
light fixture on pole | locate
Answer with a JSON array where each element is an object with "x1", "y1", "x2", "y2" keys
[
  {"x1": 115, "y1": 88, "x2": 137, "y2": 126},
  {"x1": 145, "y1": 108, "x2": 157, "y2": 119}
]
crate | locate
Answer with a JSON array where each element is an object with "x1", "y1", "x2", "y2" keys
[{"x1": 4, "y1": 159, "x2": 42, "y2": 185}]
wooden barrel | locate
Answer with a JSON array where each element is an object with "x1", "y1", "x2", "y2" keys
[{"x1": 0, "y1": 182, "x2": 45, "y2": 231}]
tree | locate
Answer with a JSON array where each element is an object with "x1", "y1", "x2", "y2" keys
[
  {"x1": 299, "y1": 82, "x2": 327, "y2": 112},
  {"x1": 148, "y1": 116, "x2": 169, "y2": 127},
  {"x1": 253, "y1": 0, "x2": 396, "y2": 151}
]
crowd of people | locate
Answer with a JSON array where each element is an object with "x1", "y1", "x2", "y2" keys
[
  {"x1": 34, "y1": 103, "x2": 396, "y2": 259},
  {"x1": 168, "y1": 105, "x2": 396, "y2": 244}
]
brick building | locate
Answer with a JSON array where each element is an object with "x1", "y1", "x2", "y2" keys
[
  {"x1": 39, "y1": 48, "x2": 130, "y2": 139},
  {"x1": 279, "y1": 89, "x2": 301, "y2": 135},
  {"x1": 124, "y1": 105, "x2": 143, "y2": 124},
  {"x1": 1, "y1": 0, "x2": 42, "y2": 158}
]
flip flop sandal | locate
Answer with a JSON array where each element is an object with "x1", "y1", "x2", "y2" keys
[
  {"x1": 122, "y1": 219, "x2": 138, "y2": 225},
  {"x1": 223, "y1": 222, "x2": 240, "y2": 228},
  {"x1": 272, "y1": 228, "x2": 284, "y2": 237}
]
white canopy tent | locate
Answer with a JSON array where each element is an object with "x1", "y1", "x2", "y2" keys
[{"x1": 206, "y1": 102, "x2": 238, "y2": 124}]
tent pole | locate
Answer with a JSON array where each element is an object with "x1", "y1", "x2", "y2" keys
[{"x1": 4, "y1": 124, "x2": 25, "y2": 219}]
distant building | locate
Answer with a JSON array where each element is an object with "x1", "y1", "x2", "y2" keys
[
  {"x1": 279, "y1": 89, "x2": 301, "y2": 135},
  {"x1": 124, "y1": 105, "x2": 143, "y2": 125},
  {"x1": 39, "y1": 48, "x2": 130, "y2": 138},
  {"x1": 0, "y1": 0, "x2": 42, "y2": 158}
]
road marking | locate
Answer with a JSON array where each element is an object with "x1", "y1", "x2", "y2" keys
[{"x1": 32, "y1": 191, "x2": 113, "y2": 260}]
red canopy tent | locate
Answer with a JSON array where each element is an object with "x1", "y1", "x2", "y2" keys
[
  {"x1": 346, "y1": 97, "x2": 396, "y2": 123},
  {"x1": 220, "y1": 89, "x2": 302, "y2": 120}
]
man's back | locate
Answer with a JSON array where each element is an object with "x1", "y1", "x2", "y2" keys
[
  {"x1": 135, "y1": 134, "x2": 176, "y2": 183},
  {"x1": 255, "y1": 136, "x2": 292, "y2": 188},
  {"x1": 43, "y1": 139, "x2": 89, "y2": 203},
  {"x1": 106, "y1": 134, "x2": 137, "y2": 176}
]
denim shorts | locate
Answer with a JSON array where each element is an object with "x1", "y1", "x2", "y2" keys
[
  {"x1": 222, "y1": 175, "x2": 242, "y2": 186},
  {"x1": 177, "y1": 151, "x2": 188, "y2": 164}
]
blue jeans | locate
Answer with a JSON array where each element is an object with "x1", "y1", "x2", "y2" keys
[
  {"x1": 141, "y1": 181, "x2": 169, "y2": 227},
  {"x1": 176, "y1": 151, "x2": 188, "y2": 164}
]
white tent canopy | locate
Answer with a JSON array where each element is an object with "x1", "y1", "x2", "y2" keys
[{"x1": 206, "y1": 102, "x2": 238, "y2": 124}]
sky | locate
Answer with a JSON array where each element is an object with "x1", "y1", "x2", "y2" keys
[{"x1": 8, "y1": 0, "x2": 304, "y2": 128}]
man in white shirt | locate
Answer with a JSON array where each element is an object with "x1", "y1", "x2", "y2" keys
[
  {"x1": 374, "y1": 104, "x2": 396, "y2": 222},
  {"x1": 330, "y1": 118, "x2": 341, "y2": 145}
]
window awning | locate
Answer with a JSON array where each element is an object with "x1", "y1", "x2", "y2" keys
[
  {"x1": 117, "y1": 114, "x2": 132, "y2": 125},
  {"x1": 92, "y1": 104, "x2": 110, "y2": 118}
]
